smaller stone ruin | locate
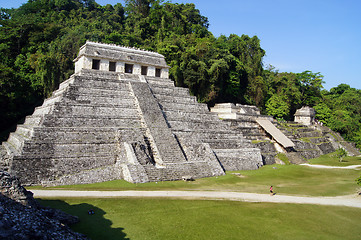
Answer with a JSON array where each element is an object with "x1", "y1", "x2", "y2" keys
[
  {"x1": 294, "y1": 106, "x2": 316, "y2": 126},
  {"x1": 212, "y1": 103, "x2": 361, "y2": 164},
  {"x1": 211, "y1": 103, "x2": 279, "y2": 164}
]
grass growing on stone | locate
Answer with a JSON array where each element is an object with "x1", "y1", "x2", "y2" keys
[
  {"x1": 29, "y1": 163, "x2": 361, "y2": 196},
  {"x1": 37, "y1": 197, "x2": 361, "y2": 240},
  {"x1": 275, "y1": 153, "x2": 290, "y2": 165}
]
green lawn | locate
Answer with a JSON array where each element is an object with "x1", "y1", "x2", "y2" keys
[
  {"x1": 308, "y1": 153, "x2": 361, "y2": 166},
  {"x1": 33, "y1": 154, "x2": 361, "y2": 239},
  {"x1": 29, "y1": 163, "x2": 361, "y2": 197},
  {"x1": 38, "y1": 197, "x2": 361, "y2": 240}
]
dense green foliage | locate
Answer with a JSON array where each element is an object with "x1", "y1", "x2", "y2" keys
[
  {"x1": 0, "y1": 0, "x2": 360, "y2": 149},
  {"x1": 314, "y1": 84, "x2": 361, "y2": 149}
]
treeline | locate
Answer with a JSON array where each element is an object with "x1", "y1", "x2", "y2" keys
[{"x1": 0, "y1": 0, "x2": 360, "y2": 149}]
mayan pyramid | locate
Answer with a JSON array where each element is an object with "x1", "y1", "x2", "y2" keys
[{"x1": 0, "y1": 41, "x2": 263, "y2": 186}]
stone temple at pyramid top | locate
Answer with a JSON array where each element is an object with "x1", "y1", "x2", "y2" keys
[{"x1": 74, "y1": 41, "x2": 170, "y2": 78}]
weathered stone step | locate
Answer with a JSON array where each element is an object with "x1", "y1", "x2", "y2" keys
[
  {"x1": 167, "y1": 119, "x2": 230, "y2": 131},
  {"x1": 293, "y1": 140, "x2": 316, "y2": 150},
  {"x1": 15, "y1": 125, "x2": 34, "y2": 139},
  {"x1": 203, "y1": 139, "x2": 250, "y2": 149},
  {"x1": 229, "y1": 121, "x2": 260, "y2": 128},
  {"x1": 77, "y1": 69, "x2": 120, "y2": 80},
  {"x1": 11, "y1": 154, "x2": 117, "y2": 184},
  {"x1": 74, "y1": 72, "x2": 126, "y2": 83},
  {"x1": 33, "y1": 105, "x2": 55, "y2": 116},
  {"x1": 7, "y1": 133, "x2": 28, "y2": 151},
  {"x1": 42, "y1": 163, "x2": 122, "y2": 186},
  {"x1": 296, "y1": 148, "x2": 322, "y2": 159},
  {"x1": 60, "y1": 95, "x2": 136, "y2": 108},
  {"x1": 230, "y1": 126, "x2": 263, "y2": 133},
  {"x1": 159, "y1": 101, "x2": 209, "y2": 113},
  {"x1": 52, "y1": 103, "x2": 139, "y2": 117},
  {"x1": 51, "y1": 77, "x2": 75, "y2": 97},
  {"x1": 146, "y1": 77, "x2": 175, "y2": 87},
  {"x1": 66, "y1": 85, "x2": 131, "y2": 97},
  {"x1": 253, "y1": 141, "x2": 276, "y2": 153},
  {"x1": 296, "y1": 131, "x2": 323, "y2": 138},
  {"x1": 30, "y1": 127, "x2": 146, "y2": 143},
  {"x1": 0, "y1": 144, "x2": 7, "y2": 156},
  {"x1": 174, "y1": 129, "x2": 245, "y2": 141},
  {"x1": 21, "y1": 142, "x2": 118, "y2": 157},
  {"x1": 59, "y1": 76, "x2": 75, "y2": 89},
  {"x1": 72, "y1": 76, "x2": 130, "y2": 89},
  {"x1": 154, "y1": 94, "x2": 197, "y2": 104},
  {"x1": 316, "y1": 142, "x2": 336, "y2": 155},
  {"x1": 213, "y1": 148, "x2": 263, "y2": 171},
  {"x1": 163, "y1": 110, "x2": 220, "y2": 122},
  {"x1": 52, "y1": 87, "x2": 67, "y2": 98},
  {"x1": 245, "y1": 135, "x2": 269, "y2": 141},
  {"x1": 43, "y1": 95, "x2": 63, "y2": 107},
  {"x1": 24, "y1": 115, "x2": 45, "y2": 126},
  {"x1": 150, "y1": 85, "x2": 190, "y2": 96},
  {"x1": 2, "y1": 142, "x2": 20, "y2": 156},
  {"x1": 48, "y1": 91, "x2": 135, "y2": 107},
  {"x1": 42, "y1": 115, "x2": 142, "y2": 128},
  {"x1": 307, "y1": 137, "x2": 331, "y2": 144},
  {"x1": 0, "y1": 145, "x2": 10, "y2": 170}
]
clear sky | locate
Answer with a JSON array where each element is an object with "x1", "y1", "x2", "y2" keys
[{"x1": 1, "y1": 0, "x2": 360, "y2": 90}]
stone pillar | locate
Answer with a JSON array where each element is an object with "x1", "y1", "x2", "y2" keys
[
  {"x1": 99, "y1": 59, "x2": 108, "y2": 71},
  {"x1": 148, "y1": 66, "x2": 156, "y2": 77},
  {"x1": 116, "y1": 62, "x2": 125, "y2": 73},
  {"x1": 74, "y1": 56, "x2": 84, "y2": 73},
  {"x1": 161, "y1": 68, "x2": 169, "y2": 79},
  {"x1": 133, "y1": 64, "x2": 141, "y2": 75},
  {"x1": 84, "y1": 57, "x2": 92, "y2": 69}
]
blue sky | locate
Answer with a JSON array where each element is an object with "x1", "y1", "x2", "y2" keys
[{"x1": 1, "y1": 0, "x2": 360, "y2": 90}]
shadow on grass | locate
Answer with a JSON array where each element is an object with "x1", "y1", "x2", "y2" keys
[{"x1": 37, "y1": 199, "x2": 129, "y2": 240}]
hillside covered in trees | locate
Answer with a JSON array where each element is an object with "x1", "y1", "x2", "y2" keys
[{"x1": 1, "y1": 0, "x2": 360, "y2": 149}]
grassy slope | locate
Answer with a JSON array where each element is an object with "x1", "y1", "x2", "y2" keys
[
  {"x1": 30, "y1": 164, "x2": 361, "y2": 197},
  {"x1": 308, "y1": 154, "x2": 361, "y2": 166},
  {"x1": 38, "y1": 198, "x2": 361, "y2": 240}
]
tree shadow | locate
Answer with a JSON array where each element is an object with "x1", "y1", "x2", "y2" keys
[{"x1": 37, "y1": 199, "x2": 129, "y2": 240}]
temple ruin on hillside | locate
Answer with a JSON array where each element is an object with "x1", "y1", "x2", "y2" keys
[
  {"x1": 211, "y1": 103, "x2": 360, "y2": 164},
  {"x1": 0, "y1": 41, "x2": 263, "y2": 186}
]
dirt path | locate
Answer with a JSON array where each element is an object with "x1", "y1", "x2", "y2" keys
[{"x1": 31, "y1": 190, "x2": 361, "y2": 208}]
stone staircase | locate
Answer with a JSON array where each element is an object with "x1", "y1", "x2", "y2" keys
[{"x1": 147, "y1": 76, "x2": 263, "y2": 171}]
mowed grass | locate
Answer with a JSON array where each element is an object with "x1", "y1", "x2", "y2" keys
[
  {"x1": 38, "y1": 197, "x2": 361, "y2": 240},
  {"x1": 34, "y1": 154, "x2": 361, "y2": 239},
  {"x1": 29, "y1": 159, "x2": 361, "y2": 196},
  {"x1": 308, "y1": 153, "x2": 361, "y2": 166}
]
